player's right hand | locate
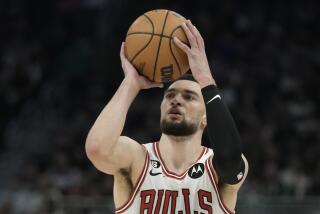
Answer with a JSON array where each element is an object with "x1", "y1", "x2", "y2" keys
[
  {"x1": 173, "y1": 20, "x2": 216, "y2": 88},
  {"x1": 120, "y1": 42, "x2": 163, "y2": 90}
]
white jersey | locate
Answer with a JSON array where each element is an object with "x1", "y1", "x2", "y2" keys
[{"x1": 115, "y1": 142, "x2": 235, "y2": 214}]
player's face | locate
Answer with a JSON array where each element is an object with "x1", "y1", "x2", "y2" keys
[{"x1": 160, "y1": 80, "x2": 206, "y2": 136}]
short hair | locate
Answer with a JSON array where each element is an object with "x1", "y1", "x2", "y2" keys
[
  {"x1": 176, "y1": 71, "x2": 196, "y2": 82},
  {"x1": 163, "y1": 71, "x2": 196, "y2": 89}
]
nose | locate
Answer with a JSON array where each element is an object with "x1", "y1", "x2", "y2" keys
[{"x1": 171, "y1": 94, "x2": 183, "y2": 106}]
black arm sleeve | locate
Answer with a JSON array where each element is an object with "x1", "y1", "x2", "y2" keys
[{"x1": 201, "y1": 84, "x2": 244, "y2": 184}]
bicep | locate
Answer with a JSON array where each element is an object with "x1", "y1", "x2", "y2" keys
[{"x1": 87, "y1": 136, "x2": 146, "y2": 175}]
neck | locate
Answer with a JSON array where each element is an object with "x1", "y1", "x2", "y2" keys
[{"x1": 158, "y1": 131, "x2": 203, "y2": 174}]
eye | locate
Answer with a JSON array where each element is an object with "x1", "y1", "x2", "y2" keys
[
  {"x1": 183, "y1": 94, "x2": 194, "y2": 101},
  {"x1": 165, "y1": 92, "x2": 175, "y2": 99}
]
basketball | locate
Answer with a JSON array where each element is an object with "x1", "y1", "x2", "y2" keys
[{"x1": 125, "y1": 9, "x2": 190, "y2": 83}]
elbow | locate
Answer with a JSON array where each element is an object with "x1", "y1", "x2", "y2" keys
[
  {"x1": 85, "y1": 132, "x2": 107, "y2": 160},
  {"x1": 85, "y1": 136, "x2": 101, "y2": 161},
  {"x1": 85, "y1": 134, "x2": 116, "y2": 162}
]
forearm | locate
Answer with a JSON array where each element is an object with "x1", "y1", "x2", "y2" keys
[
  {"x1": 201, "y1": 85, "x2": 243, "y2": 184},
  {"x1": 86, "y1": 77, "x2": 140, "y2": 155}
]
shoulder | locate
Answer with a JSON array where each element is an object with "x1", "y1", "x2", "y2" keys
[{"x1": 117, "y1": 136, "x2": 148, "y2": 157}]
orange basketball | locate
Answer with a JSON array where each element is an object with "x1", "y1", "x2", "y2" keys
[{"x1": 125, "y1": 9, "x2": 190, "y2": 83}]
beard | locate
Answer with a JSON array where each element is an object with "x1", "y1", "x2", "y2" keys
[{"x1": 160, "y1": 117, "x2": 198, "y2": 136}]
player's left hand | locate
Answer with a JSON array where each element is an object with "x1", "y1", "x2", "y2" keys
[{"x1": 174, "y1": 20, "x2": 216, "y2": 88}]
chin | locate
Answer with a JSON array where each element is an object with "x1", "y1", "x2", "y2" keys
[{"x1": 160, "y1": 119, "x2": 198, "y2": 137}]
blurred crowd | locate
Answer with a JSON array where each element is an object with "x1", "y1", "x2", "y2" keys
[{"x1": 0, "y1": 0, "x2": 319, "y2": 213}]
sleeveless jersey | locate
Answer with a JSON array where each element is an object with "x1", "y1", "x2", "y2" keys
[{"x1": 115, "y1": 142, "x2": 235, "y2": 214}]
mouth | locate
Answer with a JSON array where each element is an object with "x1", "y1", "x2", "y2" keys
[{"x1": 168, "y1": 107, "x2": 182, "y2": 117}]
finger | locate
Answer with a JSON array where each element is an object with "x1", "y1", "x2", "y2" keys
[
  {"x1": 120, "y1": 42, "x2": 128, "y2": 75},
  {"x1": 151, "y1": 82, "x2": 164, "y2": 88},
  {"x1": 187, "y1": 20, "x2": 204, "y2": 49},
  {"x1": 181, "y1": 22, "x2": 198, "y2": 48},
  {"x1": 120, "y1": 42, "x2": 125, "y2": 58},
  {"x1": 121, "y1": 42, "x2": 131, "y2": 61},
  {"x1": 141, "y1": 77, "x2": 164, "y2": 88},
  {"x1": 120, "y1": 42, "x2": 126, "y2": 64},
  {"x1": 173, "y1": 37, "x2": 191, "y2": 55}
]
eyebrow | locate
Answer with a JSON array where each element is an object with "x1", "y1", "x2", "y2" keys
[{"x1": 165, "y1": 88, "x2": 200, "y2": 97}]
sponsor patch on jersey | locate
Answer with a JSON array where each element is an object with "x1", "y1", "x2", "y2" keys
[
  {"x1": 188, "y1": 163, "x2": 205, "y2": 179},
  {"x1": 151, "y1": 160, "x2": 161, "y2": 168}
]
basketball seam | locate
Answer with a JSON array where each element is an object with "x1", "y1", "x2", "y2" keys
[
  {"x1": 152, "y1": 10, "x2": 170, "y2": 82},
  {"x1": 127, "y1": 32, "x2": 171, "y2": 39},
  {"x1": 169, "y1": 25, "x2": 185, "y2": 76},
  {"x1": 127, "y1": 14, "x2": 155, "y2": 75},
  {"x1": 127, "y1": 32, "x2": 189, "y2": 45}
]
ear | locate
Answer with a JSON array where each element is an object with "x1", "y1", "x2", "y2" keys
[{"x1": 200, "y1": 114, "x2": 207, "y2": 129}]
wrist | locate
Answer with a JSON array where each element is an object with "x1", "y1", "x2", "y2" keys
[
  {"x1": 196, "y1": 74, "x2": 216, "y2": 88},
  {"x1": 123, "y1": 76, "x2": 141, "y2": 93},
  {"x1": 201, "y1": 84, "x2": 220, "y2": 103}
]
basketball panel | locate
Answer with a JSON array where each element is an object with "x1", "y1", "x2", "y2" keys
[
  {"x1": 127, "y1": 15, "x2": 154, "y2": 34},
  {"x1": 129, "y1": 36, "x2": 161, "y2": 80},
  {"x1": 144, "y1": 9, "x2": 169, "y2": 35},
  {"x1": 169, "y1": 41, "x2": 189, "y2": 77},
  {"x1": 125, "y1": 34, "x2": 153, "y2": 62},
  {"x1": 154, "y1": 37, "x2": 182, "y2": 82},
  {"x1": 163, "y1": 11, "x2": 188, "y2": 38},
  {"x1": 170, "y1": 27, "x2": 189, "y2": 45},
  {"x1": 170, "y1": 30, "x2": 190, "y2": 75}
]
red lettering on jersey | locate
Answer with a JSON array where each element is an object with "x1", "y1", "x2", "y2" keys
[
  {"x1": 163, "y1": 190, "x2": 171, "y2": 214},
  {"x1": 154, "y1": 189, "x2": 164, "y2": 214},
  {"x1": 140, "y1": 190, "x2": 156, "y2": 214},
  {"x1": 198, "y1": 190, "x2": 212, "y2": 214},
  {"x1": 182, "y1": 189, "x2": 191, "y2": 214},
  {"x1": 162, "y1": 190, "x2": 178, "y2": 214},
  {"x1": 170, "y1": 190, "x2": 178, "y2": 213},
  {"x1": 141, "y1": 189, "x2": 212, "y2": 213}
]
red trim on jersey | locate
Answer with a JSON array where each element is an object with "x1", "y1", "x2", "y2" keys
[
  {"x1": 208, "y1": 155, "x2": 234, "y2": 213},
  {"x1": 115, "y1": 148, "x2": 150, "y2": 213},
  {"x1": 208, "y1": 156, "x2": 218, "y2": 184},
  {"x1": 205, "y1": 158, "x2": 235, "y2": 214},
  {"x1": 153, "y1": 142, "x2": 207, "y2": 180}
]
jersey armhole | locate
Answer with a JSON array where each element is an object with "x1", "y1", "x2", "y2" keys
[
  {"x1": 205, "y1": 156, "x2": 236, "y2": 214},
  {"x1": 115, "y1": 145, "x2": 150, "y2": 213}
]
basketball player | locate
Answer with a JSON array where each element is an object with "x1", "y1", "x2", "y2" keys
[{"x1": 85, "y1": 20, "x2": 249, "y2": 213}]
